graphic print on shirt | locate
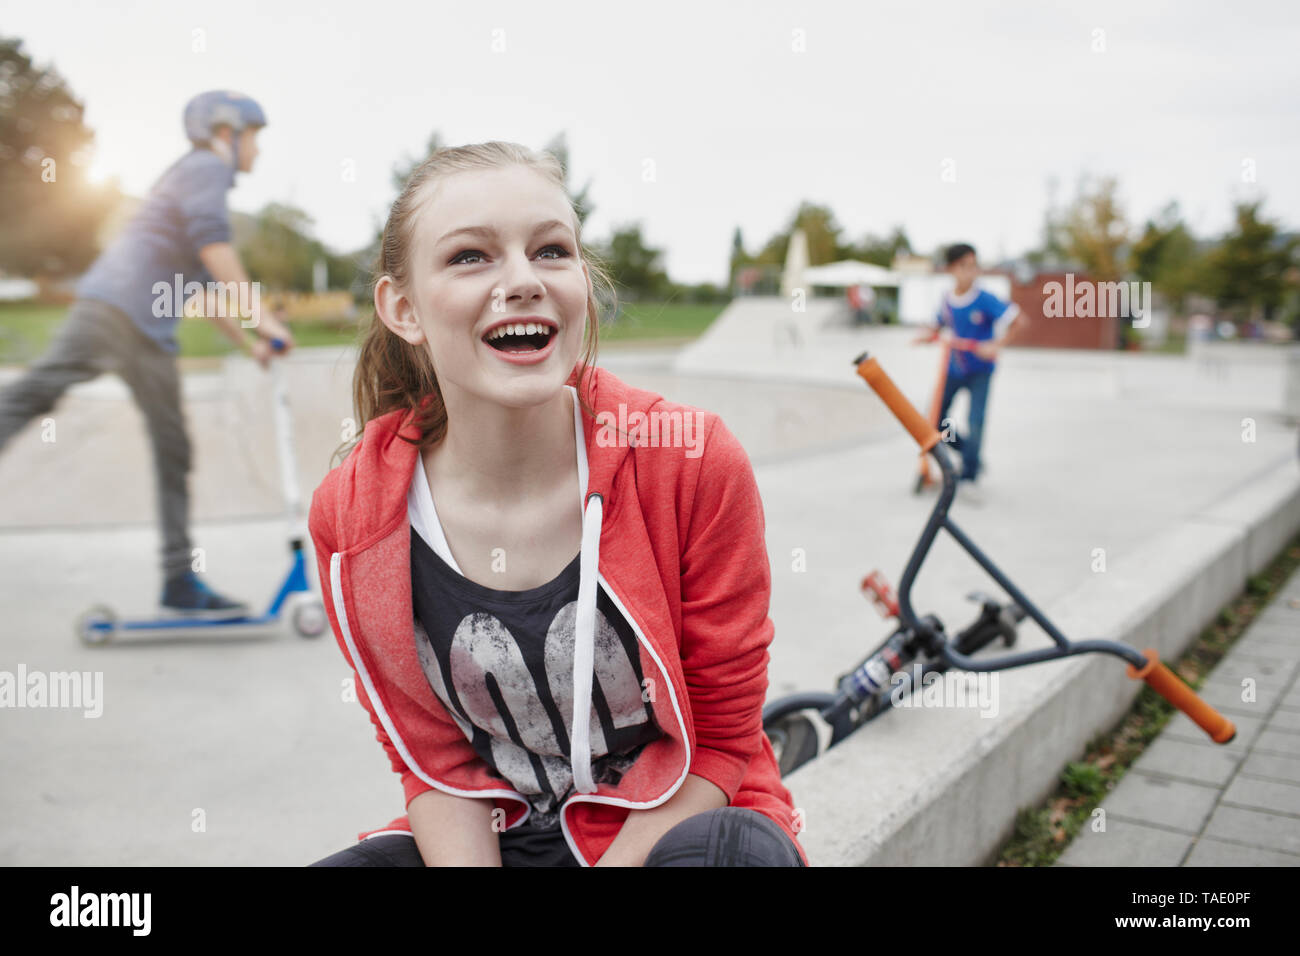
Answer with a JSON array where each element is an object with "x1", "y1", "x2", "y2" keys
[
  {"x1": 938, "y1": 288, "x2": 1009, "y2": 376},
  {"x1": 410, "y1": 532, "x2": 662, "y2": 829}
]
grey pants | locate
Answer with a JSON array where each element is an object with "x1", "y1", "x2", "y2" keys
[
  {"x1": 0, "y1": 298, "x2": 193, "y2": 578},
  {"x1": 309, "y1": 807, "x2": 806, "y2": 867}
]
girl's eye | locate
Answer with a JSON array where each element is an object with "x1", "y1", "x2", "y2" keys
[{"x1": 449, "y1": 244, "x2": 570, "y2": 265}]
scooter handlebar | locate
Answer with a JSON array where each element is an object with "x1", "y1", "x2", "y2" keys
[
  {"x1": 1127, "y1": 648, "x2": 1236, "y2": 743},
  {"x1": 912, "y1": 331, "x2": 982, "y2": 351},
  {"x1": 853, "y1": 353, "x2": 941, "y2": 452}
]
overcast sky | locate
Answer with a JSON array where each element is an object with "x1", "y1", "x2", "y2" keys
[{"x1": 7, "y1": 0, "x2": 1299, "y2": 283}]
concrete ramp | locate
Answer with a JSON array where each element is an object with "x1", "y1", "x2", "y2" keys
[{"x1": 674, "y1": 295, "x2": 848, "y2": 375}]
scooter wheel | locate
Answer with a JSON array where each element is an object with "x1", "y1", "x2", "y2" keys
[
  {"x1": 291, "y1": 598, "x2": 327, "y2": 638},
  {"x1": 77, "y1": 604, "x2": 117, "y2": 646}
]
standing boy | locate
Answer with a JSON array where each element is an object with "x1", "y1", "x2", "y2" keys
[
  {"x1": 924, "y1": 243, "x2": 1022, "y2": 500},
  {"x1": 0, "y1": 90, "x2": 294, "y2": 617}
]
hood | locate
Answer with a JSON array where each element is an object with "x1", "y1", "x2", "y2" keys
[{"x1": 316, "y1": 361, "x2": 675, "y2": 796}]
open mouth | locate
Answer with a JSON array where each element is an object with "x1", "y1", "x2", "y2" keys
[{"x1": 482, "y1": 320, "x2": 557, "y2": 353}]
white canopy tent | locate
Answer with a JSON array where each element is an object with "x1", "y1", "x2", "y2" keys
[
  {"x1": 800, "y1": 261, "x2": 902, "y2": 288},
  {"x1": 790, "y1": 257, "x2": 1015, "y2": 325}
]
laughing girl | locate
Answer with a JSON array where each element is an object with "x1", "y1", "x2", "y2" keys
[{"x1": 308, "y1": 142, "x2": 805, "y2": 867}]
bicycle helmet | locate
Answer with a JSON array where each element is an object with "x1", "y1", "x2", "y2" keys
[{"x1": 183, "y1": 90, "x2": 266, "y2": 168}]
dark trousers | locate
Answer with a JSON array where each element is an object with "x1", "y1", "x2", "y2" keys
[
  {"x1": 309, "y1": 807, "x2": 805, "y2": 867},
  {"x1": 0, "y1": 299, "x2": 193, "y2": 577},
  {"x1": 937, "y1": 367, "x2": 993, "y2": 481}
]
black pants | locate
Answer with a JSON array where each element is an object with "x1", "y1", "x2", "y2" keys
[
  {"x1": 0, "y1": 299, "x2": 193, "y2": 576},
  {"x1": 310, "y1": 807, "x2": 805, "y2": 867}
]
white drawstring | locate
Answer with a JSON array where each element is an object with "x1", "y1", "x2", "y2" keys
[{"x1": 570, "y1": 491, "x2": 603, "y2": 793}]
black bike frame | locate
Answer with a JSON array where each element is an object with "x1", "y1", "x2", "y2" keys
[
  {"x1": 761, "y1": 351, "x2": 1235, "y2": 773},
  {"x1": 899, "y1": 420, "x2": 1146, "y2": 672}
]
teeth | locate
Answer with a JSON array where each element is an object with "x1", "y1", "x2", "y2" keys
[{"x1": 487, "y1": 322, "x2": 551, "y2": 340}]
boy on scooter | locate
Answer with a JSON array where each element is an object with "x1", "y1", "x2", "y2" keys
[
  {"x1": 920, "y1": 243, "x2": 1022, "y2": 504},
  {"x1": 0, "y1": 90, "x2": 294, "y2": 618}
]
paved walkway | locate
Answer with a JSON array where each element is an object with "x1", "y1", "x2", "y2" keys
[{"x1": 1058, "y1": 563, "x2": 1300, "y2": 866}]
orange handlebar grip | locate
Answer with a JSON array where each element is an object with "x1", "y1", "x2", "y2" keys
[
  {"x1": 1127, "y1": 649, "x2": 1236, "y2": 744},
  {"x1": 855, "y1": 355, "x2": 941, "y2": 452}
]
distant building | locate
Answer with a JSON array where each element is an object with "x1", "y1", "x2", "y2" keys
[
  {"x1": 891, "y1": 253, "x2": 935, "y2": 275},
  {"x1": 985, "y1": 266, "x2": 1118, "y2": 350}
]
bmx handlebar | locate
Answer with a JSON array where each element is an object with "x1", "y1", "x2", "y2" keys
[
  {"x1": 855, "y1": 354, "x2": 942, "y2": 452},
  {"x1": 849, "y1": 350, "x2": 1237, "y2": 745},
  {"x1": 1128, "y1": 649, "x2": 1236, "y2": 742}
]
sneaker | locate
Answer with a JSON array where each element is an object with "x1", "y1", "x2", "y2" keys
[{"x1": 161, "y1": 572, "x2": 251, "y2": 620}]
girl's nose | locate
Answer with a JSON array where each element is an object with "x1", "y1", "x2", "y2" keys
[{"x1": 499, "y1": 250, "x2": 546, "y2": 300}]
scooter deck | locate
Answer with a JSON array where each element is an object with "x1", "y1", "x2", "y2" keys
[
  {"x1": 75, "y1": 354, "x2": 326, "y2": 646},
  {"x1": 82, "y1": 612, "x2": 285, "y2": 643}
]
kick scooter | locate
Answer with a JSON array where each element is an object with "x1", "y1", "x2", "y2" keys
[
  {"x1": 76, "y1": 340, "x2": 327, "y2": 644},
  {"x1": 912, "y1": 329, "x2": 982, "y2": 494},
  {"x1": 762, "y1": 351, "x2": 1237, "y2": 777}
]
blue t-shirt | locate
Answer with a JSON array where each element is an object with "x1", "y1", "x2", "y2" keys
[
  {"x1": 77, "y1": 149, "x2": 236, "y2": 354},
  {"x1": 936, "y1": 286, "x2": 1017, "y2": 377}
]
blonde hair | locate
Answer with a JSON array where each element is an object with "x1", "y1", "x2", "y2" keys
[{"x1": 338, "y1": 141, "x2": 614, "y2": 465}]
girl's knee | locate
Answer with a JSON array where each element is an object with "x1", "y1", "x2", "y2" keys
[
  {"x1": 308, "y1": 833, "x2": 424, "y2": 867},
  {"x1": 643, "y1": 807, "x2": 802, "y2": 867}
]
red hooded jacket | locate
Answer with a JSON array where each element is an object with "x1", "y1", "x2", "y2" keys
[{"x1": 307, "y1": 363, "x2": 807, "y2": 866}]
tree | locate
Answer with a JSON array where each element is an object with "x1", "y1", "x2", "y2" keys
[
  {"x1": 239, "y1": 202, "x2": 358, "y2": 293},
  {"x1": 239, "y1": 203, "x2": 315, "y2": 290},
  {"x1": 343, "y1": 129, "x2": 447, "y2": 292},
  {"x1": 0, "y1": 36, "x2": 119, "y2": 277},
  {"x1": 754, "y1": 201, "x2": 845, "y2": 268},
  {"x1": 1027, "y1": 175, "x2": 1070, "y2": 269},
  {"x1": 1129, "y1": 201, "x2": 1202, "y2": 312},
  {"x1": 728, "y1": 226, "x2": 750, "y2": 293},
  {"x1": 845, "y1": 226, "x2": 912, "y2": 267},
  {"x1": 390, "y1": 130, "x2": 445, "y2": 194},
  {"x1": 1201, "y1": 201, "x2": 1298, "y2": 323},
  {"x1": 541, "y1": 131, "x2": 594, "y2": 228},
  {"x1": 592, "y1": 223, "x2": 669, "y2": 300},
  {"x1": 1061, "y1": 175, "x2": 1129, "y2": 282}
]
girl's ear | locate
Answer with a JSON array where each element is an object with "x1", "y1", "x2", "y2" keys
[{"x1": 374, "y1": 275, "x2": 426, "y2": 346}]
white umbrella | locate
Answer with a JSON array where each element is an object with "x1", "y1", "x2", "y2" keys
[{"x1": 780, "y1": 228, "x2": 810, "y2": 298}]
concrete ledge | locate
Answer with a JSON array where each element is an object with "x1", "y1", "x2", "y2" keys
[
  {"x1": 1197, "y1": 458, "x2": 1300, "y2": 577},
  {"x1": 788, "y1": 457, "x2": 1300, "y2": 866}
]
